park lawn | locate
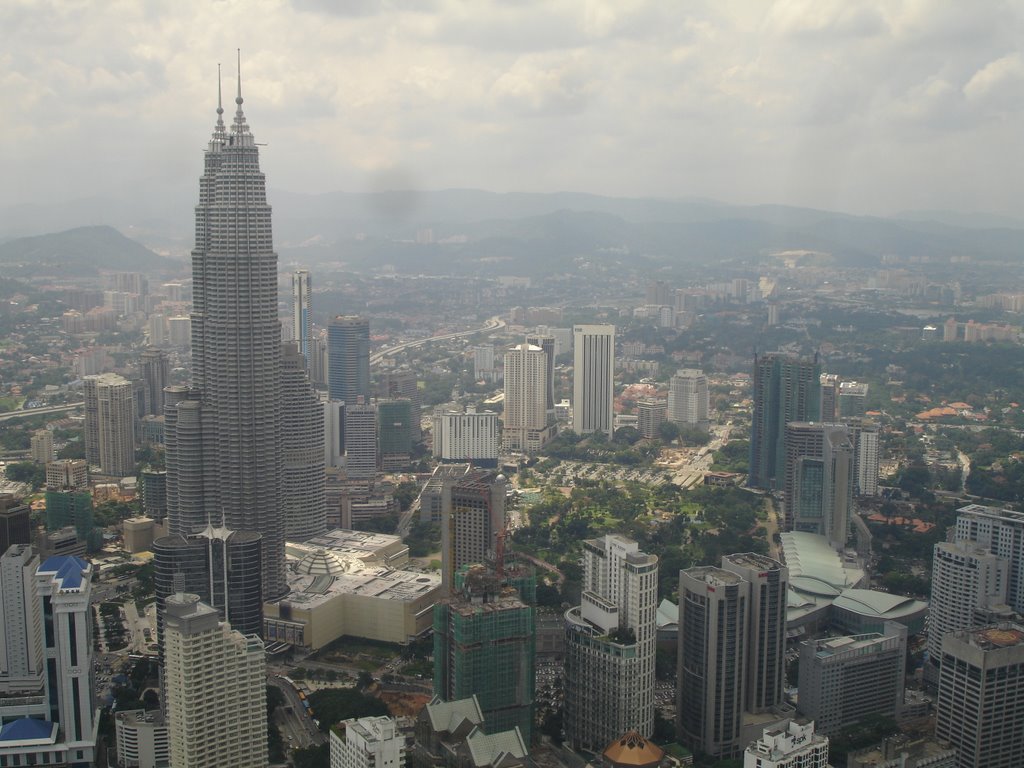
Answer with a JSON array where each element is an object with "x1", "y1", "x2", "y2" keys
[{"x1": 0, "y1": 396, "x2": 25, "y2": 413}]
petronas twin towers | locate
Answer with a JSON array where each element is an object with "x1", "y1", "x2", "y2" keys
[{"x1": 164, "y1": 64, "x2": 324, "y2": 601}]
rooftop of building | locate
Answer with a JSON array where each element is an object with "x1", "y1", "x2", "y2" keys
[
  {"x1": 278, "y1": 564, "x2": 441, "y2": 610},
  {"x1": 423, "y1": 695, "x2": 485, "y2": 734},
  {"x1": 831, "y1": 589, "x2": 927, "y2": 621},
  {"x1": 625, "y1": 552, "x2": 658, "y2": 568},
  {"x1": 292, "y1": 548, "x2": 361, "y2": 576},
  {"x1": 2, "y1": 543, "x2": 33, "y2": 559},
  {"x1": 808, "y1": 631, "x2": 898, "y2": 658},
  {"x1": 464, "y1": 726, "x2": 529, "y2": 767},
  {"x1": 780, "y1": 531, "x2": 864, "y2": 597},
  {"x1": 0, "y1": 718, "x2": 58, "y2": 745},
  {"x1": 166, "y1": 592, "x2": 218, "y2": 619},
  {"x1": 115, "y1": 709, "x2": 165, "y2": 727},
  {"x1": 684, "y1": 565, "x2": 744, "y2": 587},
  {"x1": 447, "y1": 588, "x2": 530, "y2": 617},
  {"x1": 957, "y1": 503, "x2": 1024, "y2": 522},
  {"x1": 584, "y1": 535, "x2": 656, "y2": 567},
  {"x1": 958, "y1": 623, "x2": 1024, "y2": 650},
  {"x1": 747, "y1": 721, "x2": 825, "y2": 760},
  {"x1": 656, "y1": 598, "x2": 678, "y2": 629},
  {"x1": 602, "y1": 731, "x2": 664, "y2": 768},
  {"x1": 723, "y1": 552, "x2": 784, "y2": 571},
  {"x1": 84, "y1": 371, "x2": 130, "y2": 384},
  {"x1": 340, "y1": 715, "x2": 398, "y2": 742},
  {"x1": 294, "y1": 527, "x2": 406, "y2": 561},
  {"x1": 37, "y1": 554, "x2": 90, "y2": 591}
]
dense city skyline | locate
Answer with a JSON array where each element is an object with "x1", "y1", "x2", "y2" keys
[
  {"x1": 2, "y1": 2, "x2": 1023, "y2": 220},
  {"x1": 3, "y1": 10, "x2": 1024, "y2": 766}
]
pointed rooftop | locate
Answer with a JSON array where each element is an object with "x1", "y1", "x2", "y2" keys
[
  {"x1": 231, "y1": 48, "x2": 253, "y2": 145},
  {"x1": 602, "y1": 731, "x2": 663, "y2": 768}
]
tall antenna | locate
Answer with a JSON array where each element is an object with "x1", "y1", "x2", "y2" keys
[
  {"x1": 215, "y1": 63, "x2": 225, "y2": 131},
  {"x1": 235, "y1": 48, "x2": 244, "y2": 117}
]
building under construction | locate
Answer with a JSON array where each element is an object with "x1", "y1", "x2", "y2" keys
[{"x1": 433, "y1": 564, "x2": 536, "y2": 744}]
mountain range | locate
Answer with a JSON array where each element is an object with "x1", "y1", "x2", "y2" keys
[
  {"x1": 0, "y1": 191, "x2": 1021, "y2": 278},
  {"x1": 0, "y1": 225, "x2": 179, "y2": 278}
]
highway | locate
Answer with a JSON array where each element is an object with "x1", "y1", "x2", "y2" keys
[
  {"x1": 370, "y1": 316, "x2": 505, "y2": 366},
  {"x1": 0, "y1": 402, "x2": 84, "y2": 422}
]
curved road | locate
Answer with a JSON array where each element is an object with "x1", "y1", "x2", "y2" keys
[
  {"x1": 370, "y1": 316, "x2": 505, "y2": 366},
  {"x1": 268, "y1": 675, "x2": 326, "y2": 750}
]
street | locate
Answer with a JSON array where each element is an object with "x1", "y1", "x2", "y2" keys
[{"x1": 268, "y1": 675, "x2": 326, "y2": 750}]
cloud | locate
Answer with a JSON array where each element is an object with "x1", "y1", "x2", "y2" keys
[
  {"x1": 964, "y1": 53, "x2": 1024, "y2": 112},
  {"x1": 0, "y1": 0, "x2": 1021, "y2": 219}
]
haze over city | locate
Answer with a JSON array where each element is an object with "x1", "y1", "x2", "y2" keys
[
  {"x1": 4, "y1": 3, "x2": 1024, "y2": 768},
  {"x1": 3, "y1": 0, "x2": 1024, "y2": 221}
]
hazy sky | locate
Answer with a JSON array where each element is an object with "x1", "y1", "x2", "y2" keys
[{"x1": 3, "y1": 0, "x2": 1023, "y2": 217}]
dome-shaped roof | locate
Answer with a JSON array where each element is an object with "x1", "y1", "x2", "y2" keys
[
  {"x1": 602, "y1": 732, "x2": 663, "y2": 768},
  {"x1": 294, "y1": 549, "x2": 355, "y2": 576}
]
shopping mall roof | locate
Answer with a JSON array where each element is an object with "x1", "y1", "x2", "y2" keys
[
  {"x1": 832, "y1": 589, "x2": 927, "y2": 620},
  {"x1": 780, "y1": 531, "x2": 864, "y2": 596}
]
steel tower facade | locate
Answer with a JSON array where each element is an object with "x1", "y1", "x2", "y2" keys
[{"x1": 167, "y1": 63, "x2": 285, "y2": 599}]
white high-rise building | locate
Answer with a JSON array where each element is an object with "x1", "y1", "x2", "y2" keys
[
  {"x1": 432, "y1": 407, "x2": 500, "y2": 465},
  {"x1": 572, "y1": 324, "x2": 615, "y2": 439},
  {"x1": 148, "y1": 313, "x2": 168, "y2": 346},
  {"x1": 344, "y1": 403, "x2": 378, "y2": 480},
  {"x1": 167, "y1": 316, "x2": 191, "y2": 347},
  {"x1": 0, "y1": 545, "x2": 44, "y2": 695},
  {"x1": 163, "y1": 593, "x2": 267, "y2": 768},
  {"x1": 854, "y1": 422, "x2": 880, "y2": 496},
  {"x1": 115, "y1": 710, "x2": 170, "y2": 768},
  {"x1": 46, "y1": 459, "x2": 88, "y2": 491},
  {"x1": 743, "y1": 720, "x2": 829, "y2": 768},
  {"x1": 472, "y1": 345, "x2": 495, "y2": 381},
  {"x1": 30, "y1": 429, "x2": 53, "y2": 464},
  {"x1": 83, "y1": 372, "x2": 136, "y2": 477},
  {"x1": 503, "y1": 343, "x2": 550, "y2": 452},
  {"x1": 955, "y1": 504, "x2": 1024, "y2": 613},
  {"x1": 330, "y1": 715, "x2": 405, "y2": 768},
  {"x1": 564, "y1": 535, "x2": 658, "y2": 752},
  {"x1": 0, "y1": 553, "x2": 97, "y2": 767},
  {"x1": 292, "y1": 269, "x2": 313, "y2": 367},
  {"x1": 926, "y1": 540, "x2": 1010, "y2": 684},
  {"x1": 667, "y1": 369, "x2": 709, "y2": 426},
  {"x1": 525, "y1": 332, "x2": 556, "y2": 414},
  {"x1": 636, "y1": 398, "x2": 667, "y2": 440}
]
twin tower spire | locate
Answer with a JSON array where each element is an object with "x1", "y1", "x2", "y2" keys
[{"x1": 211, "y1": 50, "x2": 250, "y2": 144}]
